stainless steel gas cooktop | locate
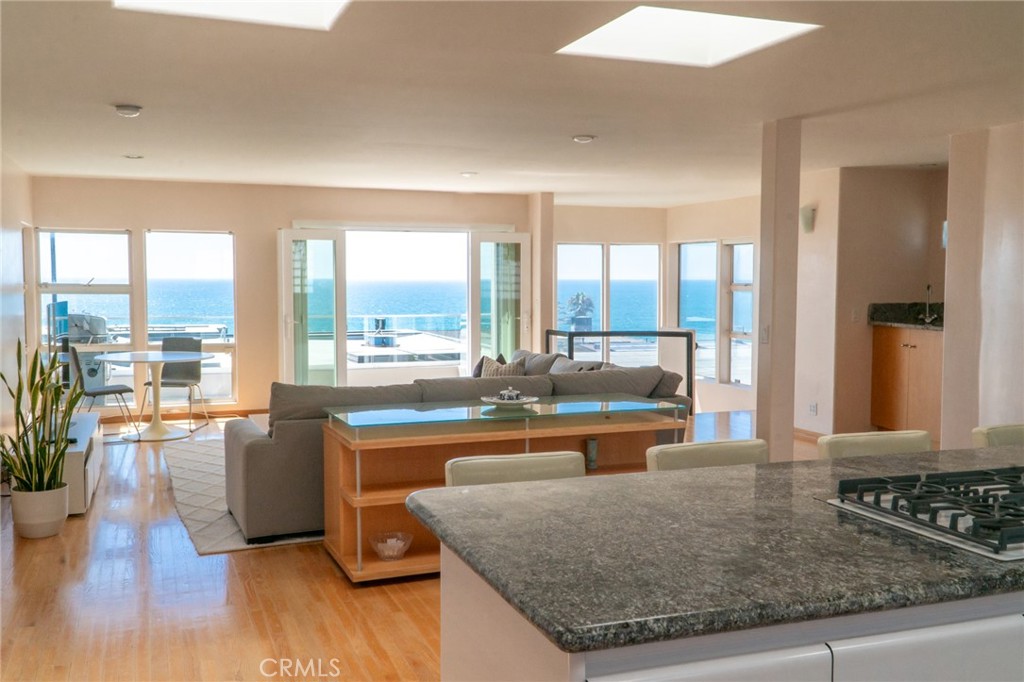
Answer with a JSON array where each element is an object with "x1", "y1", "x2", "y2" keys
[{"x1": 828, "y1": 466, "x2": 1024, "y2": 561}]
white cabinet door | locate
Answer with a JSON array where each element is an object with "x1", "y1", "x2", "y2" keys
[
  {"x1": 831, "y1": 614, "x2": 1024, "y2": 682},
  {"x1": 589, "y1": 644, "x2": 833, "y2": 682}
]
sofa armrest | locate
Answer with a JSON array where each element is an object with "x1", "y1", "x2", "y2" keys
[{"x1": 224, "y1": 417, "x2": 326, "y2": 541}]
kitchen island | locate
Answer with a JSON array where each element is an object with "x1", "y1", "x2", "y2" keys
[{"x1": 406, "y1": 446, "x2": 1024, "y2": 681}]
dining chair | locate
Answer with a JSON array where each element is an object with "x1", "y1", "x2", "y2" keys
[
  {"x1": 971, "y1": 423, "x2": 1024, "y2": 447},
  {"x1": 646, "y1": 439, "x2": 768, "y2": 471},
  {"x1": 138, "y1": 337, "x2": 209, "y2": 432},
  {"x1": 817, "y1": 430, "x2": 931, "y2": 459},
  {"x1": 445, "y1": 451, "x2": 585, "y2": 487},
  {"x1": 68, "y1": 346, "x2": 138, "y2": 435}
]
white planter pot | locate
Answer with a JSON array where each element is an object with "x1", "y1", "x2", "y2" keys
[{"x1": 10, "y1": 483, "x2": 69, "y2": 538}]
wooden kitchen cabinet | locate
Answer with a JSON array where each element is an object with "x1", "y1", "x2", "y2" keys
[{"x1": 871, "y1": 325, "x2": 943, "y2": 447}]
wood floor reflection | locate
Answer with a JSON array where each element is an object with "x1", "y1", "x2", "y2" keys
[{"x1": 1, "y1": 420, "x2": 441, "y2": 682}]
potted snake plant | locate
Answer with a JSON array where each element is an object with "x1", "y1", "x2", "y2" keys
[{"x1": 1, "y1": 339, "x2": 84, "y2": 538}]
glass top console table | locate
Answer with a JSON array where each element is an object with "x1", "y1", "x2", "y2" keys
[{"x1": 322, "y1": 393, "x2": 685, "y2": 582}]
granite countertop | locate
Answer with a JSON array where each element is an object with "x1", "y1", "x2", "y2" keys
[
  {"x1": 407, "y1": 446, "x2": 1024, "y2": 654},
  {"x1": 868, "y1": 302, "x2": 944, "y2": 329}
]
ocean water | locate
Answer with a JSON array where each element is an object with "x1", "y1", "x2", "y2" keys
[{"x1": 53, "y1": 278, "x2": 730, "y2": 342}]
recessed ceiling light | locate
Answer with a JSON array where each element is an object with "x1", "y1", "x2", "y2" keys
[
  {"x1": 123, "y1": 154, "x2": 144, "y2": 159},
  {"x1": 111, "y1": 1, "x2": 349, "y2": 31},
  {"x1": 557, "y1": 6, "x2": 821, "y2": 68},
  {"x1": 572, "y1": 135, "x2": 597, "y2": 144},
  {"x1": 114, "y1": 104, "x2": 143, "y2": 118},
  {"x1": 460, "y1": 171, "x2": 478, "y2": 178}
]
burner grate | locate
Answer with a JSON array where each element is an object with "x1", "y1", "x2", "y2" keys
[{"x1": 835, "y1": 466, "x2": 1024, "y2": 555}]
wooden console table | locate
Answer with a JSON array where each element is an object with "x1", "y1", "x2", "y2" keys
[{"x1": 322, "y1": 394, "x2": 685, "y2": 582}]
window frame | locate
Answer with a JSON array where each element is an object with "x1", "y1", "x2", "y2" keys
[
  {"x1": 673, "y1": 238, "x2": 756, "y2": 387},
  {"x1": 722, "y1": 241, "x2": 754, "y2": 386},
  {"x1": 555, "y1": 240, "x2": 662, "y2": 365},
  {"x1": 26, "y1": 226, "x2": 239, "y2": 411}
]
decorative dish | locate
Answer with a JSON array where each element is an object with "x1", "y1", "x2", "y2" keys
[{"x1": 480, "y1": 395, "x2": 539, "y2": 408}]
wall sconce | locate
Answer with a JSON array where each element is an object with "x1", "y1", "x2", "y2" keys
[{"x1": 800, "y1": 204, "x2": 817, "y2": 233}]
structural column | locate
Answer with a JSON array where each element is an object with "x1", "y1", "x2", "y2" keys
[
  {"x1": 755, "y1": 119, "x2": 801, "y2": 459},
  {"x1": 528, "y1": 192, "x2": 555, "y2": 351}
]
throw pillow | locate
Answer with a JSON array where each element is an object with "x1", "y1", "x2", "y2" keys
[
  {"x1": 481, "y1": 355, "x2": 526, "y2": 377},
  {"x1": 472, "y1": 353, "x2": 506, "y2": 378}
]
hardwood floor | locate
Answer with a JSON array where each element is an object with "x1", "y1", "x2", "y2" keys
[
  {"x1": 1, "y1": 421, "x2": 440, "y2": 682},
  {"x1": 2, "y1": 417, "x2": 824, "y2": 682}
]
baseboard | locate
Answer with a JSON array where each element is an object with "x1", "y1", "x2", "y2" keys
[
  {"x1": 793, "y1": 427, "x2": 823, "y2": 443},
  {"x1": 99, "y1": 407, "x2": 267, "y2": 424}
]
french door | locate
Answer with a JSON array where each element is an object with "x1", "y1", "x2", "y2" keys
[
  {"x1": 279, "y1": 229, "x2": 346, "y2": 386},
  {"x1": 279, "y1": 229, "x2": 530, "y2": 385},
  {"x1": 469, "y1": 232, "x2": 531, "y2": 365}
]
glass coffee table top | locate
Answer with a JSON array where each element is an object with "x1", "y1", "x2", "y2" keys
[{"x1": 325, "y1": 393, "x2": 680, "y2": 429}]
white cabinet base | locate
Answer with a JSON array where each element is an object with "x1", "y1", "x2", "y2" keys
[
  {"x1": 63, "y1": 413, "x2": 103, "y2": 515},
  {"x1": 440, "y1": 545, "x2": 1024, "y2": 682},
  {"x1": 830, "y1": 614, "x2": 1024, "y2": 682}
]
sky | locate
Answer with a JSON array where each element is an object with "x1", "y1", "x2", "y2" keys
[{"x1": 39, "y1": 231, "x2": 235, "y2": 282}]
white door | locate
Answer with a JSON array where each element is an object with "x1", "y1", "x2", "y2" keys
[
  {"x1": 469, "y1": 232, "x2": 531, "y2": 369},
  {"x1": 278, "y1": 229, "x2": 346, "y2": 386}
]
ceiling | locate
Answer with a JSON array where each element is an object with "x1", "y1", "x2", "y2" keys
[{"x1": 2, "y1": 1, "x2": 1021, "y2": 207}]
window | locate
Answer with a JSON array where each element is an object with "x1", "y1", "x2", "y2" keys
[
  {"x1": 145, "y1": 231, "x2": 236, "y2": 401},
  {"x1": 556, "y1": 242, "x2": 661, "y2": 365},
  {"x1": 609, "y1": 244, "x2": 659, "y2": 365},
  {"x1": 556, "y1": 244, "x2": 603, "y2": 360},
  {"x1": 677, "y1": 240, "x2": 755, "y2": 386},
  {"x1": 346, "y1": 231, "x2": 468, "y2": 370},
  {"x1": 36, "y1": 230, "x2": 134, "y2": 404},
  {"x1": 678, "y1": 242, "x2": 717, "y2": 380},
  {"x1": 726, "y1": 243, "x2": 754, "y2": 385}
]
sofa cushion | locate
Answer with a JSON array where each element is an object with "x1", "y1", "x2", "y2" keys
[
  {"x1": 549, "y1": 366, "x2": 665, "y2": 399},
  {"x1": 268, "y1": 382, "x2": 424, "y2": 435},
  {"x1": 481, "y1": 355, "x2": 526, "y2": 377},
  {"x1": 510, "y1": 349, "x2": 564, "y2": 376},
  {"x1": 415, "y1": 375, "x2": 553, "y2": 403},
  {"x1": 550, "y1": 356, "x2": 605, "y2": 373},
  {"x1": 650, "y1": 370, "x2": 683, "y2": 399},
  {"x1": 471, "y1": 353, "x2": 505, "y2": 378}
]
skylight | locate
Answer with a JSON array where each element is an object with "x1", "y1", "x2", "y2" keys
[
  {"x1": 111, "y1": 1, "x2": 350, "y2": 31},
  {"x1": 557, "y1": 6, "x2": 820, "y2": 68}
]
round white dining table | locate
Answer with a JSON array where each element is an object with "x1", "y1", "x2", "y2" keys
[{"x1": 93, "y1": 351, "x2": 214, "y2": 442}]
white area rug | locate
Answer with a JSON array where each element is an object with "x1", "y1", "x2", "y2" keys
[{"x1": 162, "y1": 437, "x2": 322, "y2": 555}]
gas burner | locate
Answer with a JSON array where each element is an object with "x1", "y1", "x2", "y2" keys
[
  {"x1": 994, "y1": 472, "x2": 1024, "y2": 489},
  {"x1": 829, "y1": 466, "x2": 1024, "y2": 560}
]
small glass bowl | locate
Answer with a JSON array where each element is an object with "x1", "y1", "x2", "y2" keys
[{"x1": 370, "y1": 531, "x2": 413, "y2": 561}]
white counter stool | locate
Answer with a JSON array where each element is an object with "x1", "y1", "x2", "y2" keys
[
  {"x1": 817, "y1": 430, "x2": 931, "y2": 459},
  {"x1": 646, "y1": 439, "x2": 768, "y2": 471},
  {"x1": 445, "y1": 451, "x2": 585, "y2": 487},
  {"x1": 971, "y1": 423, "x2": 1024, "y2": 447}
]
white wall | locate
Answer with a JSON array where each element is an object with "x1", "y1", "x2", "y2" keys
[
  {"x1": 794, "y1": 169, "x2": 840, "y2": 434},
  {"x1": 832, "y1": 168, "x2": 946, "y2": 435},
  {"x1": 1, "y1": 156, "x2": 31, "y2": 432},
  {"x1": 943, "y1": 122, "x2": 1024, "y2": 447},
  {"x1": 31, "y1": 177, "x2": 531, "y2": 411},
  {"x1": 554, "y1": 205, "x2": 666, "y2": 244}
]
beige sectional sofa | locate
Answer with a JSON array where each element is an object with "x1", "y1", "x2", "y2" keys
[{"x1": 224, "y1": 351, "x2": 690, "y2": 542}]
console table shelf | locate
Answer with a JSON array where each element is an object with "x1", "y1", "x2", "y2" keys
[{"x1": 322, "y1": 395, "x2": 684, "y2": 583}]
